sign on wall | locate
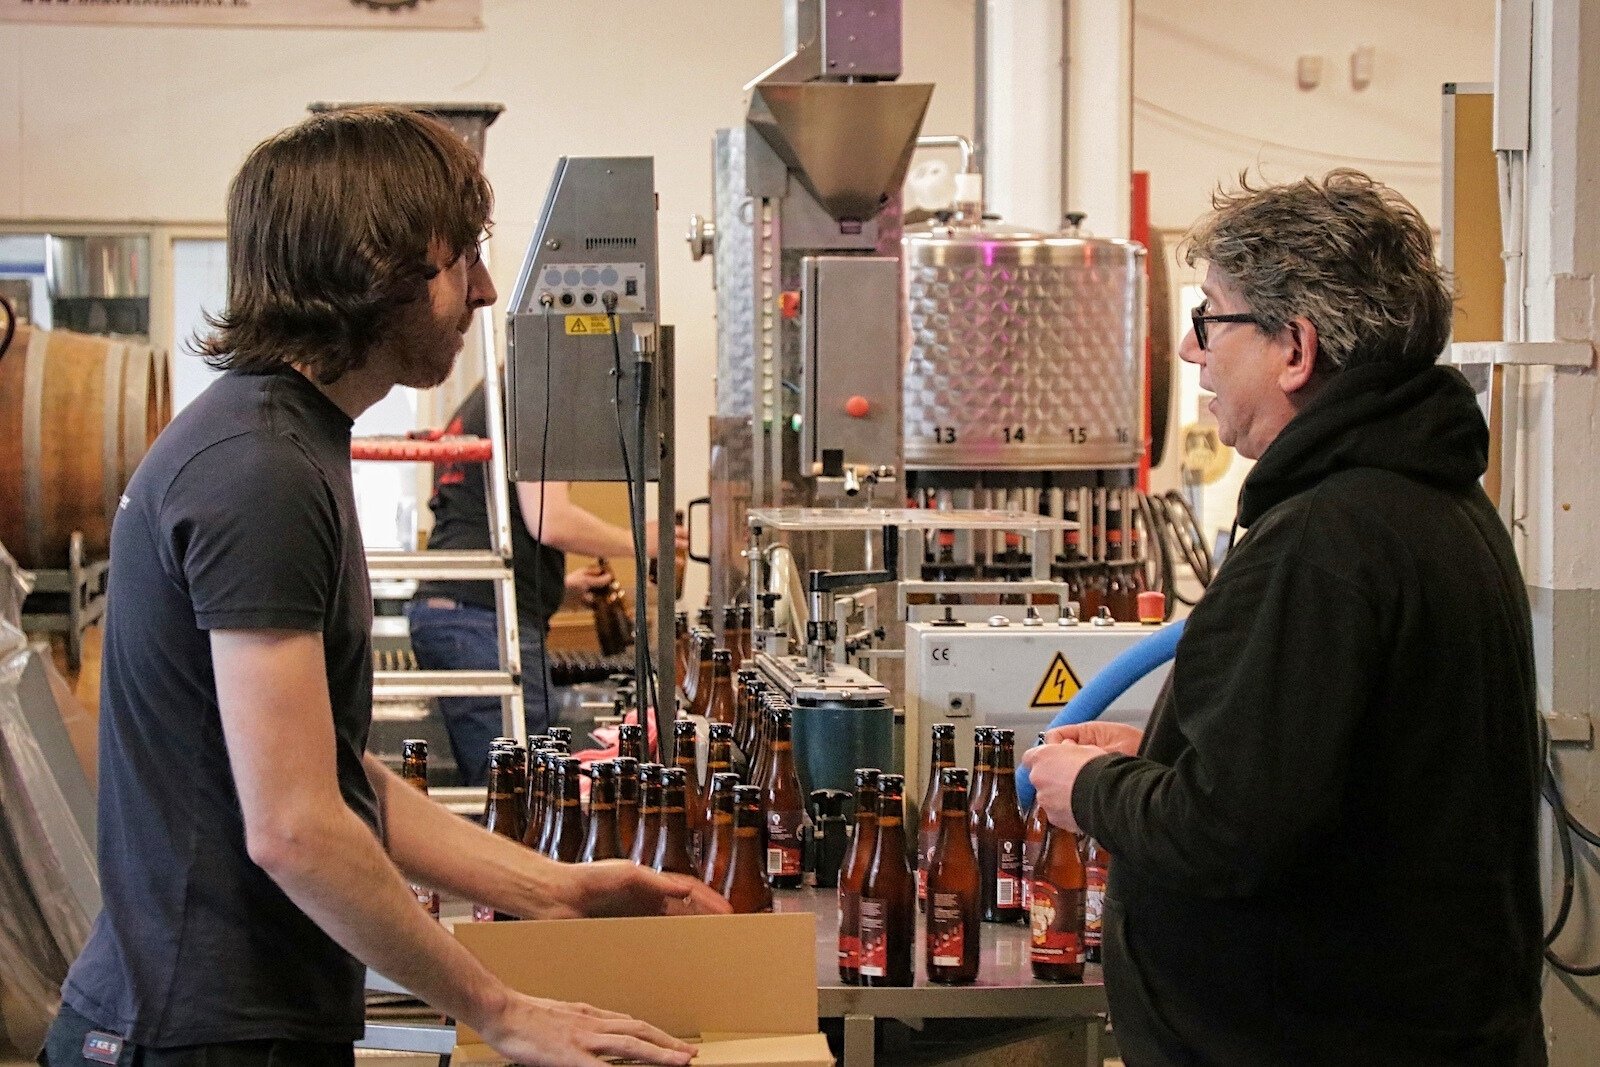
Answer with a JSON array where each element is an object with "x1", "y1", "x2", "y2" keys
[{"x1": 0, "y1": 0, "x2": 481, "y2": 30}]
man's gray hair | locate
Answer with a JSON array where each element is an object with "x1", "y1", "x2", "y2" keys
[{"x1": 1182, "y1": 169, "x2": 1453, "y2": 373}]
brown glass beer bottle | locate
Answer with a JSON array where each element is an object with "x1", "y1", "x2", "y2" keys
[
  {"x1": 674, "y1": 611, "x2": 691, "y2": 688},
  {"x1": 1021, "y1": 733, "x2": 1049, "y2": 911},
  {"x1": 631, "y1": 763, "x2": 664, "y2": 865},
  {"x1": 1030, "y1": 820, "x2": 1087, "y2": 981},
  {"x1": 707, "y1": 649, "x2": 736, "y2": 726},
  {"x1": 699, "y1": 772, "x2": 740, "y2": 891},
  {"x1": 858, "y1": 773, "x2": 914, "y2": 986},
  {"x1": 719, "y1": 784, "x2": 774, "y2": 913},
  {"x1": 966, "y1": 727, "x2": 995, "y2": 848},
  {"x1": 1085, "y1": 838, "x2": 1109, "y2": 963},
  {"x1": 547, "y1": 757, "x2": 585, "y2": 865},
  {"x1": 671, "y1": 719, "x2": 703, "y2": 857},
  {"x1": 617, "y1": 722, "x2": 646, "y2": 765},
  {"x1": 837, "y1": 768, "x2": 880, "y2": 984},
  {"x1": 580, "y1": 761, "x2": 622, "y2": 862},
  {"x1": 978, "y1": 728, "x2": 1027, "y2": 923},
  {"x1": 925, "y1": 767, "x2": 980, "y2": 983},
  {"x1": 614, "y1": 756, "x2": 641, "y2": 859},
  {"x1": 763, "y1": 707, "x2": 808, "y2": 889},
  {"x1": 918, "y1": 723, "x2": 957, "y2": 908},
  {"x1": 534, "y1": 740, "x2": 569, "y2": 854},
  {"x1": 475, "y1": 748, "x2": 523, "y2": 921},
  {"x1": 702, "y1": 723, "x2": 735, "y2": 846},
  {"x1": 653, "y1": 766, "x2": 700, "y2": 877},
  {"x1": 401, "y1": 740, "x2": 440, "y2": 919},
  {"x1": 722, "y1": 606, "x2": 743, "y2": 672},
  {"x1": 687, "y1": 631, "x2": 717, "y2": 718}
]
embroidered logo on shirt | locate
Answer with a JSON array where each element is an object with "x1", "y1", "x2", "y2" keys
[
  {"x1": 118, "y1": 494, "x2": 131, "y2": 511},
  {"x1": 83, "y1": 1031, "x2": 124, "y2": 1064}
]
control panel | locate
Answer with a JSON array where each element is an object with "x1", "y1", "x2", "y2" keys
[{"x1": 529, "y1": 261, "x2": 649, "y2": 315}]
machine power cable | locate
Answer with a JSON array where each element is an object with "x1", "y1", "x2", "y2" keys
[
  {"x1": 533, "y1": 309, "x2": 554, "y2": 726},
  {"x1": 1539, "y1": 716, "x2": 1600, "y2": 976},
  {"x1": 606, "y1": 308, "x2": 662, "y2": 727}
]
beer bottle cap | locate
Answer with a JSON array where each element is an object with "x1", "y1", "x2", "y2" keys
[
  {"x1": 402, "y1": 739, "x2": 428, "y2": 759},
  {"x1": 673, "y1": 719, "x2": 698, "y2": 738},
  {"x1": 614, "y1": 756, "x2": 639, "y2": 775},
  {"x1": 711, "y1": 772, "x2": 740, "y2": 791},
  {"x1": 662, "y1": 767, "x2": 687, "y2": 785},
  {"x1": 854, "y1": 767, "x2": 881, "y2": 787},
  {"x1": 931, "y1": 723, "x2": 956, "y2": 739},
  {"x1": 709, "y1": 722, "x2": 734, "y2": 741},
  {"x1": 713, "y1": 648, "x2": 733, "y2": 664}
]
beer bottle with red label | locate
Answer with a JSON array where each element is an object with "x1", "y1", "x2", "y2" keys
[
  {"x1": 837, "y1": 768, "x2": 880, "y2": 985},
  {"x1": 614, "y1": 756, "x2": 641, "y2": 859},
  {"x1": 475, "y1": 748, "x2": 522, "y2": 921},
  {"x1": 653, "y1": 766, "x2": 700, "y2": 877},
  {"x1": 630, "y1": 763, "x2": 664, "y2": 865},
  {"x1": 858, "y1": 773, "x2": 914, "y2": 986},
  {"x1": 400, "y1": 740, "x2": 440, "y2": 919},
  {"x1": 925, "y1": 767, "x2": 980, "y2": 984},
  {"x1": 978, "y1": 728, "x2": 1026, "y2": 923},
  {"x1": 720, "y1": 784, "x2": 774, "y2": 913},
  {"x1": 547, "y1": 756, "x2": 585, "y2": 864},
  {"x1": 918, "y1": 723, "x2": 957, "y2": 908},
  {"x1": 1030, "y1": 820, "x2": 1087, "y2": 981},
  {"x1": 1021, "y1": 734, "x2": 1049, "y2": 912},
  {"x1": 700, "y1": 772, "x2": 740, "y2": 891},
  {"x1": 966, "y1": 727, "x2": 995, "y2": 849},
  {"x1": 763, "y1": 707, "x2": 808, "y2": 889},
  {"x1": 1085, "y1": 838, "x2": 1109, "y2": 963}
]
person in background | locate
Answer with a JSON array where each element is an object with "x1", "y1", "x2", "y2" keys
[
  {"x1": 408, "y1": 383, "x2": 687, "y2": 784},
  {"x1": 1024, "y1": 170, "x2": 1545, "y2": 1066},
  {"x1": 43, "y1": 106, "x2": 726, "y2": 1067}
]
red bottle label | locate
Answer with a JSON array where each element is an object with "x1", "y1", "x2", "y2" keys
[
  {"x1": 1085, "y1": 859, "x2": 1107, "y2": 949},
  {"x1": 1020, "y1": 875, "x2": 1032, "y2": 912},
  {"x1": 837, "y1": 894, "x2": 860, "y2": 970},
  {"x1": 1030, "y1": 881, "x2": 1085, "y2": 964},
  {"x1": 917, "y1": 828, "x2": 938, "y2": 902},
  {"x1": 928, "y1": 891, "x2": 966, "y2": 967},
  {"x1": 766, "y1": 809, "x2": 804, "y2": 876},
  {"x1": 858, "y1": 898, "x2": 888, "y2": 977}
]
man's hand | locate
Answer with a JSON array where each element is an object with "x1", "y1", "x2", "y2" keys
[
  {"x1": 1021, "y1": 742, "x2": 1110, "y2": 833},
  {"x1": 477, "y1": 991, "x2": 695, "y2": 1067},
  {"x1": 545, "y1": 860, "x2": 732, "y2": 919},
  {"x1": 564, "y1": 565, "x2": 614, "y2": 606},
  {"x1": 1044, "y1": 720, "x2": 1143, "y2": 756},
  {"x1": 642, "y1": 520, "x2": 690, "y2": 560}
]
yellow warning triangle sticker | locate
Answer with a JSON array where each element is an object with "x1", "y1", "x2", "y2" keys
[
  {"x1": 568, "y1": 316, "x2": 588, "y2": 333},
  {"x1": 1029, "y1": 651, "x2": 1083, "y2": 709}
]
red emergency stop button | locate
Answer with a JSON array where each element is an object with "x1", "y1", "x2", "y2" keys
[{"x1": 845, "y1": 395, "x2": 871, "y2": 418}]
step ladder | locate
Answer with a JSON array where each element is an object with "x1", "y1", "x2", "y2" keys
[{"x1": 352, "y1": 305, "x2": 528, "y2": 747}]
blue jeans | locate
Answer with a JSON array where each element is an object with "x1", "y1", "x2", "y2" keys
[{"x1": 404, "y1": 597, "x2": 555, "y2": 787}]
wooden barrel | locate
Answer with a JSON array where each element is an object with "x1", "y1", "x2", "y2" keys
[{"x1": 0, "y1": 325, "x2": 171, "y2": 570}]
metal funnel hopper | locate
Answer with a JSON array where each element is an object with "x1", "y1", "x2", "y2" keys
[{"x1": 749, "y1": 81, "x2": 934, "y2": 222}]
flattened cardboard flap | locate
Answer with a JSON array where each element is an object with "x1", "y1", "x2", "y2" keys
[
  {"x1": 454, "y1": 912, "x2": 818, "y2": 1043},
  {"x1": 452, "y1": 1033, "x2": 834, "y2": 1067}
]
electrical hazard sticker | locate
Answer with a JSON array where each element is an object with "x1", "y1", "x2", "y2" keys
[
  {"x1": 1029, "y1": 651, "x2": 1083, "y2": 709},
  {"x1": 564, "y1": 314, "x2": 614, "y2": 335}
]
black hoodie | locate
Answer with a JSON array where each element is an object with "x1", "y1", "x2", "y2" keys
[{"x1": 1073, "y1": 363, "x2": 1546, "y2": 1066}]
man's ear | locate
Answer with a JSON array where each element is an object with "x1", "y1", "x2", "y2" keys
[{"x1": 1279, "y1": 316, "x2": 1321, "y2": 395}]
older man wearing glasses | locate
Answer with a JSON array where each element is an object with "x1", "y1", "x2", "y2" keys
[{"x1": 1024, "y1": 171, "x2": 1545, "y2": 1066}]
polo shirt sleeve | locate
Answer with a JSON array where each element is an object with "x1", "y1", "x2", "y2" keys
[{"x1": 161, "y1": 431, "x2": 341, "y2": 632}]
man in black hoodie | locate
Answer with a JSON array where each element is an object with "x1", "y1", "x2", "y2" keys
[{"x1": 1024, "y1": 171, "x2": 1545, "y2": 1065}]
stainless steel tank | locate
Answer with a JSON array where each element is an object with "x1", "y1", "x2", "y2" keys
[{"x1": 902, "y1": 222, "x2": 1147, "y2": 470}]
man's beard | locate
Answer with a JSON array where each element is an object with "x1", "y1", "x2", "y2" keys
[{"x1": 384, "y1": 305, "x2": 470, "y2": 390}]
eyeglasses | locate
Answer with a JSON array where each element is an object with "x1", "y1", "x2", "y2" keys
[{"x1": 1191, "y1": 300, "x2": 1261, "y2": 351}]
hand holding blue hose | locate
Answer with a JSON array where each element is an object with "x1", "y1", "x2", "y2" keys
[{"x1": 1016, "y1": 619, "x2": 1184, "y2": 808}]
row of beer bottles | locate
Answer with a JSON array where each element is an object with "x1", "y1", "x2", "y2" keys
[
  {"x1": 838, "y1": 763, "x2": 1105, "y2": 987},
  {"x1": 676, "y1": 604, "x2": 753, "y2": 702}
]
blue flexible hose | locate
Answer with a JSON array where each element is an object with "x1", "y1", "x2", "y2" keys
[{"x1": 1015, "y1": 619, "x2": 1185, "y2": 808}]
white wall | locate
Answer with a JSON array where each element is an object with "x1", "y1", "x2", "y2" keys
[
  {"x1": 0, "y1": 0, "x2": 976, "y2": 606},
  {"x1": 1131, "y1": 0, "x2": 1496, "y2": 536}
]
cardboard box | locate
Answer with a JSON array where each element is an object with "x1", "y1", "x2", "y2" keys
[{"x1": 452, "y1": 912, "x2": 833, "y2": 1067}]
